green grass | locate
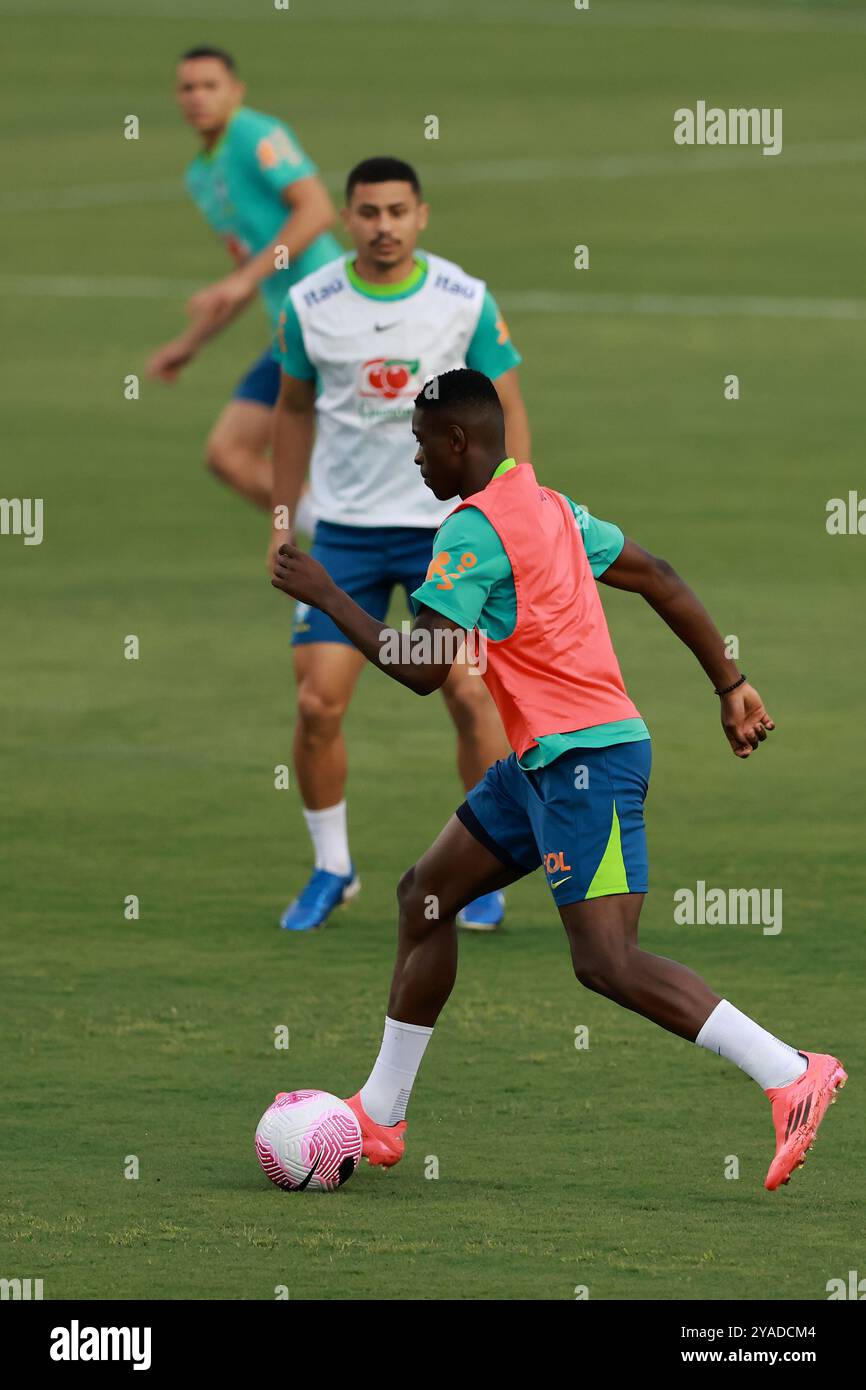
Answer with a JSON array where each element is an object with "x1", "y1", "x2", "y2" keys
[{"x1": 1, "y1": 0, "x2": 864, "y2": 1300}]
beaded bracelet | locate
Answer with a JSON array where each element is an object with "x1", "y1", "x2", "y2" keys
[{"x1": 714, "y1": 673, "x2": 747, "y2": 697}]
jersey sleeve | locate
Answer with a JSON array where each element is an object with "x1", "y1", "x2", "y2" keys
[
  {"x1": 464, "y1": 289, "x2": 522, "y2": 379},
  {"x1": 564, "y1": 496, "x2": 625, "y2": 577},
  {"x1": 410, "y1": 507, "x2": 507, "y2": 628},
  {"x1": 272, "y1": 295, "x2": 316, "y2": 379},
  {"x1": 237, "y1": 110, "x2": 319, "y2": 197}
]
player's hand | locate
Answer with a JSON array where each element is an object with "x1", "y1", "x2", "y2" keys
[
  {"x1": 147, "y1": 338, "x2": 195, "y2": 382},
  {"x1": 720, "y1": 682, "x2": 775, "y2": 758},
  {"x1": 271, "y1": 542, "x2": 334, "y2": 608},
  {"x1": 267, "y1": 527, "x2": 295, "y2": 575},
  {"x1": 187, "y1": 270, "x2": 255, "y2": 328}
]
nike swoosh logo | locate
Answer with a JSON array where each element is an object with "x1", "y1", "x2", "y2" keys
[
  {"x1": 374, "y1": 321, "x2": 400, "y2": 332},
  {"x1": 551, "y1": 875, "x2": 572, "y2": 889},
  {"x1": 295, "y1": 1151, "x2": 323, "y2": 1190}
]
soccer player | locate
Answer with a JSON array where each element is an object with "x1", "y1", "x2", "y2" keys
[
  {"x1": 271, "y1": 368, "x2": 847, "y2": 1192},
  {"x1": 147, "y1": 46, "x2": 341, "y2": 512},
  {"x1": 271, "y1": 158, "x2": 530, "y2": 933}
]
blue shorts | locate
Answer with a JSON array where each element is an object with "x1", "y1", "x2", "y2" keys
[
  {"x1": 232, "y1": 348, "x2": 281, "y2": 407},
  {"x1": 292, "y1": 520, "x2": 436, "y2": 646},
  {"x1": 457, "y1": 740, "x2": 652, "y2": 907}
]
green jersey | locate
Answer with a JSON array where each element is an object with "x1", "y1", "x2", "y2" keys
[{"x1": 185, "y1": 105, "x2": 342, "y2": 327}]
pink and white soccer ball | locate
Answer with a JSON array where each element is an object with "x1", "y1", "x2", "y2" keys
[{"x1": 255, "y1": 1090, "x2": 362, "y2": 1192}]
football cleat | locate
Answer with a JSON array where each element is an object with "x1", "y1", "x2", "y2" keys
[
  {"x1": 457, "y1": 889, "x2": 506, "y2": 932},
  {"x1": 764, "y1": 1051, "x2": 847, "y2": 1191},
  {"x1": 344, "y1": 1092, "x2": 406, "y2": 1168},
  {"x1": 279, "y1": 865, "x2": 360, "y2": 932}
]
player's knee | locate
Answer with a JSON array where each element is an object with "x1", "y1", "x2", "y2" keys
[
  {"x1": 396, "y1": 865, "x2": 416, "y2": 912},
  {"x1": 205, "y1": 433, "x2": 233, "y2": 481},
  {"x1": 397, "y1": 865, "x2": 442, "y2": 933},
  {"x1": 296, "y1": 682, "x2": 347, "y2": 742},
  {"x1": 571, "y1": 942, "x2": 629, "y2": 998}
]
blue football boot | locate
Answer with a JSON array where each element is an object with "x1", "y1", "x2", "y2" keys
[
  {"x1": 457, "y1": 890, "x2": 506, "y2": 932},
  {"x1": 279, "y1": 865, "x2": 360, "y2": 931}
]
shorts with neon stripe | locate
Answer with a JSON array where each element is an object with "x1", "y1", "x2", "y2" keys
[{"x1": 457, "y1": 740, "x2": 651, "y2": 906}]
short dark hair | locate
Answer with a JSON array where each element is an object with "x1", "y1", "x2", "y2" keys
[
  {"x1": 345, "y1": 157, "x2": 422, "y2": 203},
  {"x1": 179, "y1": 46, "x2": 238, "y2": 73},
  {"x1": 414, "y1": 368, "x2": 503, "y2": 418}
]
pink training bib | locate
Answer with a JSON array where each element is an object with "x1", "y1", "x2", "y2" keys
[{"x1": 449, "y1": 463, "x2": 642, "y2": 757}]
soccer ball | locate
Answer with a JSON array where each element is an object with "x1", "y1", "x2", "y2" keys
[{"x1": 255, "y1": 1090, "x2": 362, "y2": 1192}]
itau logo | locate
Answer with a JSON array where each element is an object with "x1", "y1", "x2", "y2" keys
[{"x1": 359, "y1": 357, "x2": 420, "y2": 400}]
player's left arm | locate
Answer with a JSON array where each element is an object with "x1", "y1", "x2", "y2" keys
[
  {"x1": 271, "y1": 544, "x2": 461, "y2": 694},
  {"x1": 493, "y1": 368, "x2": 531, "y2": 465},
  {"x1": 600, "y1": 538, "x2": 775, "y2": 759},
  {"x1": 465, "y1": 289, "x2": 531, "y2": 461}
]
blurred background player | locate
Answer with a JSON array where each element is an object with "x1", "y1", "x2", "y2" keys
[
  {"x1": 147, "y1": 46, "x2": 340, "y2": 518},
  {"x1": 271, "y1": 157, "x2": 531, "y2": 933}
]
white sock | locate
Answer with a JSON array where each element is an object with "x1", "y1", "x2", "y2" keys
[
  {"x1": 303, "y1": 801, "x2": 351, "y2": 877},
  {"x1": 294, "y1": 489, "x2": 316, "y2": 539},
  {"x1": 360, "y1": 1016, "x2": 434, "y2": 1126},
  {"x1": 696, "y1": 999, "x2": 807, "y2": 1090}
]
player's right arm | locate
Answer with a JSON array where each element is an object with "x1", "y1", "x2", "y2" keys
[
  {"x1": 269, "y1": 294, "x2": 319, "y2": 565},
  {"x1": 600, "y1": 537, "x2": 775, "y2": 759},
  {"x1": 270, "y1": 370, "x2": 316, "y2": 568}
]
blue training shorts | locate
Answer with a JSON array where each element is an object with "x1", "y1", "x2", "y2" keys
[
  {"x1": 292, "y1": 520, "x2": 437, "y2": 646},
  {"x1": 457, "y1": 740, "x2": 652, "y2": 907},
  {"x1": 232, "y1": 348, "x2": 281, "y2": 407}
]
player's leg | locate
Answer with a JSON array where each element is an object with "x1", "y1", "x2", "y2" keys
[
  {"x1": 204, "y1": 348, "x2": 280, "y2": 509},
  {"x1": 560, "y1": 891, "x2": 720, "y2": 1040},
  {"x1": 439, "y1": 661, "x2": 510, "y2": 790},
  {"x1": 546, "y1": 741, "x2": 794, "y2": 1053},
  {"x1": 292, "y1": 640, "x2": 366, "y2": 811},
  {"x1": 205, "y1": 399, "x2": 273, "y2": 509},
  {"x1": 388, "y1": 812, "x2": 526, "y2": 1026},
  {"x1": 547, "y1": 741, "x2": 847, "y2": 1188},
  {"x1": 441, "y1": 664, "x2": 512, "y2": 930},
  {"x1": 348, "y1": 754, "x2": 539, "y2": 1162},
  {"x1": 560, "y1": 889, "x2": 847, "y2": 1189},
  {"x1": 279, "y1": 641, "x2": 366, "y2": 930},
  {"x1": 280, "y1": 525, "x2": 393, "y2": 931},
  {"x1": 349, "y1": 811, "x2": 531, "y2": 1162}
]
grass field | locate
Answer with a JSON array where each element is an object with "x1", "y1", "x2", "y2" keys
[{"x1": 1, "y1": 0, "x2": 864, "y2": 1301}]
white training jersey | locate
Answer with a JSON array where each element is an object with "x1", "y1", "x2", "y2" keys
[{"x1": 282, "y1": 252, "x2": 488, "y2": 529}]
